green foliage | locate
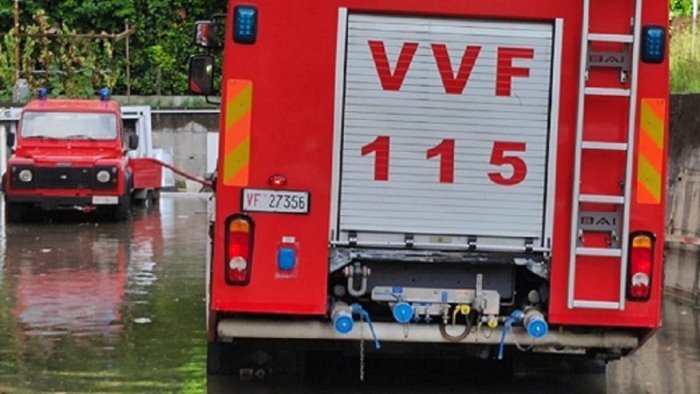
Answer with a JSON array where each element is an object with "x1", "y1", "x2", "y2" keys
[
  {"x1": 671, "y1": 0, "x2": 696, "y2": 17},
  {"x1": 0, "y1": 0, "x2": 226, "y2": 99},
  {"x1": 12, "y1": 9, "x2": 117, "y2": 99},
  {"x1": 670, "y1": 23, "x2": 700, "y2": 93},
  {"x1": 0, "y1": 31, "x2": 17, "y2": 102}
]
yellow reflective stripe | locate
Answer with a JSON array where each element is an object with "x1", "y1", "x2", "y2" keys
[
  {"x1": 225, "y1": 84, "x2": 253, "y2": 131},
  {"x1": 222, "y1": 79, "x2": 252, "y2": 187},
  {"x1": 637, "y1": 98, "x2": 666, "y2": 205},
  {"x1": 640, "y1": 101, "x2": 664, "y2": 149},
  {"x1": 637, "y1": 155, "x2": 662, "y2": 203},
  {"x1": 223, "y1": 137, "x2": 250, "y2": 182}
]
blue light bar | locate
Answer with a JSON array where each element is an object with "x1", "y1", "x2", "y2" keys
[
  {"x1": 99, "y1": 87, "x2": 111, "y2": 101},
  {"x1": 233, "y1": 5, "x2": 258, "y2": 44},
  {"x1": 37, "y1": 87, "x2": 48, "y2": 100},
  {"x1": 641, "y1": 26, "x2": 666, "y2": 64}
]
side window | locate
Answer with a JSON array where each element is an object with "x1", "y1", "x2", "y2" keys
[{"x1": 122, "y1": 119, "x2": 137, "y2": 150}]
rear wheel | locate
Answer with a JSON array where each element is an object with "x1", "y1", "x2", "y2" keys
[
  {"x1": 207, "y1": 342, "x2": 235, "y2": 375},
  {"x1": 148, "y1": 189, "x2": 160, "y2": 206}
]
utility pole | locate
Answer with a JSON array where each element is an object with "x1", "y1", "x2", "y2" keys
[
  {"x1": 694, "y1": 0, "x2": 698, "y2": 23},
  {"x1": 126, "y1": 21, "x2": 131, "y2": 101},
  {"x1": 14, "y1": 0, "x2": 20, "y2": 81}
]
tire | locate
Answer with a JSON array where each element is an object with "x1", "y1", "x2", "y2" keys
[
  {"x1": 6, "y1": 202, "x2": 30, "y2": 223},
  {"x1": 104, "y1": 193, "x2": 130, "y2": 221},
  {"x1": 149, "y1": 189, "x2": 160, "y2": 206},
  {"x1": 207, "y1": 342, "x2": 230, "y2": 375}
]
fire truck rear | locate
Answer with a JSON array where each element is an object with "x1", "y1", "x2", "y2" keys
[{"x1": 191, "y1": 0, "x2": 669, "y2": 375}]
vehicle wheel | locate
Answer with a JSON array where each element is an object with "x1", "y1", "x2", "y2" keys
[
  {"x1": 6, "y1": 202, "x2": 29, "y2": 223},
  {"x1": 207, "y1": 342, "x2": 230, "y2": 375},
  {"x1": 149, "y1": 189, "x2": 160, "y2": 205},
  {"x1": 105, "y1": 193, "x2": 130, "y2": 221}
]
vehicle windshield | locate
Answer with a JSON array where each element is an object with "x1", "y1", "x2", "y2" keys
[{"x1": 21, "y1": 111, "x2": 118, "y2": 140}]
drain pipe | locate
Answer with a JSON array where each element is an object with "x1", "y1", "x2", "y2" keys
[{"x1": 498, "y1": 310, "x2": 524, "y2": 360}]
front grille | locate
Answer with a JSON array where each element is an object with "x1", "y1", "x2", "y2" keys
[{"x1": 34, "y1": 167, "x2": 94, "y2": 189}]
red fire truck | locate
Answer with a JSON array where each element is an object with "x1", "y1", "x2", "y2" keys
[
  {"x1": 3, "y1": 89, "x2": 162, "y2": 222},
  {"x1": 190, "y1": 0, "x2": 669, "y2": 375}
]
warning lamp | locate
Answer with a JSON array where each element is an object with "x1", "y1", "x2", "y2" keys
[
  {"x1": 37, "y1": 88, "x2": 48, "y2": 100},
  {"x1": 268, "y1": 174, "x2": 287, "y2": 188},
  {"x1": 627, "y1": 232, "x2": 655, "y2": 302},
  {"x1": 277, "y1": 247, "x2": 296, "y2": 271},
  {"x1": 225, "y1": 215, "x2": 254, "y2": 285},
  {"x1": 233, "y1": 5, "x2": 258, "y2": 44},
  {"x1": 641, "y1": 26, "x2": 666, "y2": 64},
  {"x1": 99, "y1": 87, "x2": 111, "y2": 101}
]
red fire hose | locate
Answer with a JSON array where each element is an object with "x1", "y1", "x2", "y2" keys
[{"x1": 140, "y1": 157, "x2": 214, "y2": 189}]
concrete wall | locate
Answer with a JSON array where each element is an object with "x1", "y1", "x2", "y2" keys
[
  {"x1": 150, "y1": 112, "x2": 219, "y2": 185},
  {"x1": 666, "y1": 94, "x2": 700, "y2": 306}
]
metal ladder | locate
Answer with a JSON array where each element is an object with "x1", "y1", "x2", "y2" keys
[{"x1": 567, "y1": 0, "x2": 642, "y2": 310}]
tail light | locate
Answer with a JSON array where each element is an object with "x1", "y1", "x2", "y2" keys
[
  {"x1": 627, "y1": 232, "x2": 654, "y2": 302},
  {"x1": 225, "y1": 216, "x2": 254, "y2": 285}
]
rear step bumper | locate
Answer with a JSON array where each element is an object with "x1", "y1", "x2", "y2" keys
[{"x1": 218, "y1": 319, "x2": 639, "y2": 350}]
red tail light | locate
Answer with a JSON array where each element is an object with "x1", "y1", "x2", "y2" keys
[
  {"x1": 225, "y1": 216, "x2": 253, "y2": 285},
  {"x1": 627, "y1": 232, "x2": 654, "y2": 302}
]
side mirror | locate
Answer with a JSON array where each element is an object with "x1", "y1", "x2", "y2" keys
[
  {"x1": 6, "y1": 132, "x2": 15, "y2": 149},
  {"x1": 129, "y1": 134, "x2": 139, "y2": 150},
  {"x1": 193, "y1": 21, "x2": 222, "y2": 48},
  {"x1": 189, "y1": 55, "x2": 214, "y2": 96}
]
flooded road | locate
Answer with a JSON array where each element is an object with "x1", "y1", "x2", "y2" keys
[
  {"x1": 0, "y1": 193, "x2": 698, "y2": 393},
  {"x1": 0, "y1": 195, "x2": 208, "y2": 393}
]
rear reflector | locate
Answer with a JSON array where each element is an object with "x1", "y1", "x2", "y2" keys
[
  {"x1": 627, "y1": 232, "x2": 654, "y2": 301},
  {"x1": 225, "y1": 216, "x2": 253, "y2": 285}
]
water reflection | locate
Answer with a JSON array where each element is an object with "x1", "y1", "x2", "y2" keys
[
  {"x1": 12, "y1": 233, "x2": 127, "y2": 337},
  {"x1": 0, "y1": 194, "x2": 208, "y2": 393}
]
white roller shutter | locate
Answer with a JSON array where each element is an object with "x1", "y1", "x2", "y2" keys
[{"x1": 335, "y1": 13, "x2": 555, "y2": 248}]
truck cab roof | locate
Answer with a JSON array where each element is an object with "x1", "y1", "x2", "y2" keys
[{"x1": 22, "y1": 98, "x2": 121, "y2": 115}]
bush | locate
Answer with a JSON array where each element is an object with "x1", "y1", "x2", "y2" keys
[
  {"x1": 670, "y1": 21, "x2": 700, "y2": 93},
  {"x1": 0, "y1": 1, "x2": 226, "y2": 99}
]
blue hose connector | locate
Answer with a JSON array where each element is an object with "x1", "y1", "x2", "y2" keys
[
  {"x1": 332, "y1": 310, "x2": 354, "y2": 335},
  {"x1": 392, "y1": 302, "x2": 414, "y2": 324},
  {"x1": 524, "y1": 310, "x2": 548, "y2": 339}
]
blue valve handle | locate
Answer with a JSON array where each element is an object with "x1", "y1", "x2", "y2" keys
[
  {"x1": 498, "y1": 310, "x2": 524, "y2": 360},
  {"x1": 351, "y1": 303, "x2": 381, "y2": 350}
]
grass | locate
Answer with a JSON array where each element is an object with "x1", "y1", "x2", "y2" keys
[{"x1": 671, "y1": 19, "x2": 700, "y2": 93}]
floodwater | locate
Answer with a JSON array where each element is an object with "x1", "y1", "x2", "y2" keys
[{"x1": 0, "y1": 193, "x2": 697, "y2": 393}]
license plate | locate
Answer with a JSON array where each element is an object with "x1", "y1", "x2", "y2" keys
[
  {"x1": 92, "y1": 196, "x2": 119, "y2": 205},
  {"x1": 242, "y1": 189, "x2": 310, "y2": 214}
]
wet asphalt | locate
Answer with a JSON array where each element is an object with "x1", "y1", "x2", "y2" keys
[{"x1": 0, "y1": 193, "x2": 698, "y2": 393}]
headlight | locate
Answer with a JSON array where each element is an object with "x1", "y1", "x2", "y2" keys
[
  {"x1": 18, "y1": 169, "x2": 33, "y2": 183},
  {"x1": 96, "y1": 170, "x2": 111, "y2": 183}
]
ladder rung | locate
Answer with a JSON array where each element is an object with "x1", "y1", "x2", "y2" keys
[
  {"x1": 572, "y1": 300, "x2": 621, "y2": 310},
  {"x1": 576, "y1": 247, "x2": 622, "y2": 257},
  {"x1": 582, "y1": 141, "x2": 628, "y2": 151},
  {"x1": 585, "y1": 87, "x2": 631, "y2": 97},
  {"x1": 588, "y1": 33, "x2": 634, "y2": 44},
  {"x1": 579, "y1": 194, "x2": 625, "y2": 204}
]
